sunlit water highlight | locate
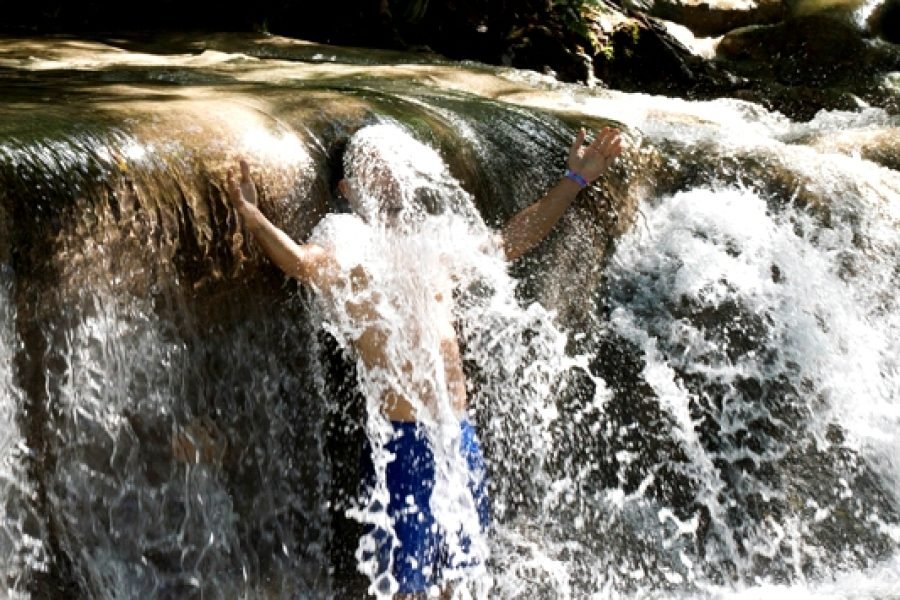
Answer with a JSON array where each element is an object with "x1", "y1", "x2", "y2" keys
[{"x1": 0, "y1": 267, "x2": 48, "y2": 597}]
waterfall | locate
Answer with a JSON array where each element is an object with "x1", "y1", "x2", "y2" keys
[{"x1": 0, "y1": 35, "x2": 898, "y2": 599}]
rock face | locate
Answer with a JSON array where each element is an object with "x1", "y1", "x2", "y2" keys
[
  {"x1": 592, "y1": 13, "x2": 736, "y2": 94},
  {"x1": 648, "y1": 0, "x2": 787, "y2": 36},
  {"x1": 1, "y1": 1, "x2": 899, "y2": 135},
  {"x1": 490, "y1": 2, "x2": 899, "y2": 120},
  {"x1": 808, "y1": 128, "x2": 900, "y2": 171},
  {"x1": 504, "y1": 23, "x2": 595, "y2": 82},
  {"x1": 712, "y1": 13, "x2": 900, "y2": 118},
  {"x1": 868, "y1": 0, "x2": 900, "y2": 43},
  {"x1": 717, "y1": 15, "x2": 867, "y2": 82}
]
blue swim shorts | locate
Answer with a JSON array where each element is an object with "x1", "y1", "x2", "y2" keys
[{"x1": 360, "y1": 418, "x2": 490, "y2": 595}]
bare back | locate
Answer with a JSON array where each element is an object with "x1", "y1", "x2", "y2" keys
[
  {"x1": 341, "y1": 263, "x2": 467, "y2": 422},
  {"x1": 304, "y1": 210, "x2": 468, "y2": 423}
]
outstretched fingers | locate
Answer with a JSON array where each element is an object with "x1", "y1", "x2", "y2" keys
[
  {"x1": 602, "y1": 130, "x2": 622, "y2": 161},
  {"x1": 571, "y1": 126, "x2": 623, "y2": 165},
  {"x1": 226, "y1": 168, "x2": 243, "y2": 204},
  {"x1": 226, "y1": 158, "x2": 260, "y2": 208},
  {"x1": 588, "y1": 127, "x2": 619, "y2": 155},
  {"x1": 225, "y1": 161, "x2": 262, "y2": 232},
  {"x1": 589, "y1": 128, "x2": 623, "y2": 168},
  {"x1": 238, "y1": 158, "x2": 258, "y2": 204},
  {"x1": 568, "y1": 127, "x2": 587, "y2": 164},
  {"x1": 564, "y1": 126, "x2": 623, "y2": 182}
]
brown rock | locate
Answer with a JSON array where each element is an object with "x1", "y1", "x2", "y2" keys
[
  {"x1": 808, "y1": 128, "x2": 900, "y2": 171},
  {"x1": 649, "y1": 0, "x2": 787, "y2": 37},
  {"x1": 505, "y1": 23, "x2": 593, "y2": 83},
  {"x1": 717, "y1": 14, "x2": 868, "y2": 84},
  {"x1": 594, "y1": 14, "x2": 730, "y2": 92}
]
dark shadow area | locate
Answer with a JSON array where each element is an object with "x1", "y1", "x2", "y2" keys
[{"x1": 3, "y1": 1, "x2": 398, "y2": 49}]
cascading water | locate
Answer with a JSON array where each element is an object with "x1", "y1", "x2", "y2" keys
[
  {"x1": 0, "y1": 265, "x2": 49, "y2": 597},
  {"x1": 604, "y1": 184, "x2": 899, "y2": 587},
  {"x1": 0, "y1": 35, "x2": 897, "y2": 599}
]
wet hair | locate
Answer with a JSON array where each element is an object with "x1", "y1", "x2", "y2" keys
[
  {"x1": 327, "y1": 121, "x2": 478, "y2": 228},
  {"x1": 327, "y1": 136, "x2": 351, "y2": 213},
  {"x1": 341, "y1": 122, "x2": 454, "y2": 225}
]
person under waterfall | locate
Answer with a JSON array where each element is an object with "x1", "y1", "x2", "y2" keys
[{"x1": 222, "y1": 124, "x2": 621, "y2": 598}]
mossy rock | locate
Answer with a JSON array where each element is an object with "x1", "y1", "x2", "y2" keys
[{"x1": 593, "y1": 14, "x2": 731, "y2": 93}]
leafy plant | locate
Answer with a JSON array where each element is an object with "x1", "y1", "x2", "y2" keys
[{"x1": 553, "y1": 0, "x2": 608, "y2": 53}]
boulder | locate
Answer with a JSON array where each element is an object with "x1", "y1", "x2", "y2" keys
[
  {"x1": 504, "y1": 23, "x2": 594, "y2": 83},
  {"x1": 717, "y1": 15, "x2": 868, "y2": 84},
  {"x1": 594, "y1": 13, "x2": 735, "y2": 93},
  {"x1": 808, "y1": 128, "x2": 900, "y2": 171},
  {"x1": 648, "y1": 0, "x2": 787, "y2": 37},
  {"x1": 868, "y1": 0, "x2": 900, "y2": 43}
]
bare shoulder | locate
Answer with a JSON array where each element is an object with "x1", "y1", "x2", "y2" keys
[{"x1": 296, "y1": 243, "x2": 339, "y2": 288}]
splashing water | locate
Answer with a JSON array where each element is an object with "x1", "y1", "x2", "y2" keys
[
  {"x1": 304, "y1": 122, "x2": 599, "y2": 597},
  {"x1": 39, "y1": 287, "x2": 336, "y2": 598},
  {"x1": 2, "y1": 35, "x2": 899, "y2": 599},
  {"x1": 603, "y1": 183, "x2": 900, "y2": 594},
  {"x1": 0, "y1": 266, "x2": 49, "y2": 597}
]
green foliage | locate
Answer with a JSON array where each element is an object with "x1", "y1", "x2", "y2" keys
[
  {"x1": 630, "y1": 20, "x2": 641, "y2": 43},
  {"x1": 598, "y1": 42, "x2": 615, "y2": 60},
  {"x1": 552, "y1": 0, "x2": 607, "y2": 53}
]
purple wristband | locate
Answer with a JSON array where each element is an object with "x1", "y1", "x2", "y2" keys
[{"x1": 564, "y1": 169, "x2": 589, "y2": 189}]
